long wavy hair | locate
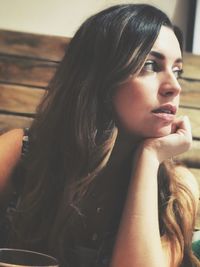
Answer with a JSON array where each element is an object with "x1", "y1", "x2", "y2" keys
[{"x1": 9, "y1": 4, "x2": 200, "y2": 267}]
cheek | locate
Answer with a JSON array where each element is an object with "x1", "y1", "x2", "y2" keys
[
  {"x1": 113, "y1": 83, "x2": 147, "y2": 130},
  {"x1": 114, "y1": 81, "x2": 145, "y2": 110}
]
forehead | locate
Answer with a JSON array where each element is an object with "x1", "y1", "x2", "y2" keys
[{"x1": 151, "y1": 26, "x2": 182, "y2": 61}]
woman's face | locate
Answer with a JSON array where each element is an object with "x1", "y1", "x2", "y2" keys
[{"x1": 113, "y1": 26, "x2": 182, "y2": 139}]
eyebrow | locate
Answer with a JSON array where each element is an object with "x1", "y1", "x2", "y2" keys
[{"x1": 149, "y1": 51, "x2": 183, "y2": 63}]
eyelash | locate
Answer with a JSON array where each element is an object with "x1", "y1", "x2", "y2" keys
[
  {"x1": 173, "y1": 68, "x2": 183, "y2": 79},
  {"x1": 141, "y1": 60, "x2": 183, "y2": 79}
]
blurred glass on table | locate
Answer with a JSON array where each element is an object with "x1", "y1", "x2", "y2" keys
[{"x1": 0, "y1": 248, "x2": 59, "y2": 266}]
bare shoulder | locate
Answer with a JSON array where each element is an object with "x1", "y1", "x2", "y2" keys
[
  {"x1": 0, "y1": 128, "x2": 24, "y2": 190},
  {"x1": 0, "y1": 128, "x2": 24, "y2": 156},
  {"x1": 174, "y1": 164, "x2": 199, "y2": 204}
]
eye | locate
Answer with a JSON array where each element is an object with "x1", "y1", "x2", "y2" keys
[
  {"x1": 141, "y1": 60, "x2": 160, "y2": 73},
  {"x1": 173, "y1": 67, "x2": 183, "y2": 79}
]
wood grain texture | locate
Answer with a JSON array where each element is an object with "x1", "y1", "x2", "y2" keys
[
  {"x1": 0, "y1": 55, "x2": 58, "y2": 87},
  {"x1": 0, "y1": 84, "x2": 44, "y2": 114},
  {"x1": 182, "y1": 52, "x2": 200, "y2": 80},
  {"x1": 0, "y1": 29, "x2": 69, "y2": 62},
  {"x1": 179, "y1": 79, "x2": 200, "y2": 108},
  {"x1": 0, "y1": 114, "x2": 33, "y2": 132},
  {"x1": 178, "y1": 107, "x2": 200, "y2": 139}
]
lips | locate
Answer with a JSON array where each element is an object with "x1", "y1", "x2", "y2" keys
[
  {"x1": 151, "y1": 104, "x2": 177, "y2": 122},
  {"x1": 152, "y1": 104, "x2": 177, "y2": 115}
]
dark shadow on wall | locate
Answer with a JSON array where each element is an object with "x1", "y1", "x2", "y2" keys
[
  {"x1": 173, "y1": 0, "x2": 196, "y2": 52},
  {"x1": 185, "y1": 0, "x2": 197, "y2": 51}
]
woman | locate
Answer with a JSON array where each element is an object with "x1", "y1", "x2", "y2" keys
[{"x1": 0, "y1": 3, "x2": 200, "y2": 267}]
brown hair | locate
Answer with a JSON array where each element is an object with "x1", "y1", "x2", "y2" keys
[{"x1": 158, "y1": 161, "x2": 199, "y2": 266}]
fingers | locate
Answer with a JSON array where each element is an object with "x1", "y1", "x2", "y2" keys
[
  {"x1": 175, "y1": 115, "x2": 192, "y2": 136},
  {"x1": 172, "y1": 116, "x2": 192, "y2": 136},
  {"x1": 171, "y1": 116, "x2": 186, "y2": 133},
  {"x1": 142, "y1": 116, "x2": 193, "y2": 163},
  {"x1": 148, "y1": 116, "x2": 192, "y2": 162}
]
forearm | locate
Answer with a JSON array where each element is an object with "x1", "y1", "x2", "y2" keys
[
  {"x1": 110, "y1": 116, "x2": 192, "y2": 267},
  {"x1": 110, "y1": 147, "x2": 168, "y2": 267}
]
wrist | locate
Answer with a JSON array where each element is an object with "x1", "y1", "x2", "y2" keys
[
  {"x1": 134, "y1": 143, "x2": 161, "y2": 167},
  {"x1": 142, "y1": 146, "x2": 161, "y2": 166}
]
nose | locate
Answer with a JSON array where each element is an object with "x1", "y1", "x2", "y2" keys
[{"x1": 159, "y1": 71, "x2": 181, "y2": 97}]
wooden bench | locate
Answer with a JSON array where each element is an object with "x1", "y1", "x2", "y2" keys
[{"x1": 0, "y1": 29, "x2": 200, "y2": 227}]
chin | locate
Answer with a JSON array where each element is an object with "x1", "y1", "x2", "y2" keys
[{"x1": 122, "y1": 124, "x2": 173, "y2": 139}]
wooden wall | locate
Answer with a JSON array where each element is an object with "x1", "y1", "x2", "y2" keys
[
  {"x1": 0, "y1": 29, "x2": 70, "y2": 131},
  {"x1": 0, "y1": 29, "x2": 200, "y2": 227}
]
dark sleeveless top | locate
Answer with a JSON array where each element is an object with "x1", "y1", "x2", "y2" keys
[{"x1": 0, "y1": 128, "x2": 131, "y2": 267}]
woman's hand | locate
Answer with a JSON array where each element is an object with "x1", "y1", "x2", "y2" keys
[{"x1": 142, "y1": 116, "x2": 192, "y2": 163}]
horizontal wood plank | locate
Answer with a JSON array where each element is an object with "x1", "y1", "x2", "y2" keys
[
  {"x1": 0, "y1": 114, "x2": 33, "y2": 131},
  {"x1": 0, "y1": 55, "x2": 58, "y2": 87},
  {"x1": 182, "y1": 52, "x2": 200, "y2": 80},
  {"x1": 0, "y1": 29, "x2": 69, "y2": 62},
  {"x1": 178, "y1": 107, "x2": 200, "y2": 139},
  {"x1": 179, "y1": 79, "x2": 200, "y2": 108},
  {"x1": 0, "y1": 84, "x2": 44, "y2": 114}
]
